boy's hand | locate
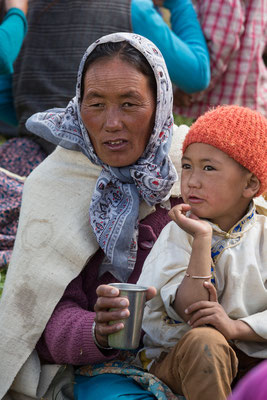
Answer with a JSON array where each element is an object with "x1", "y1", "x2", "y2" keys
[
  {"x1": 185, "y1": 282, "x2": 238, "y2": 340},
  {"x1": 169, "y1": 203, "x2": 212, "y2": 238}
]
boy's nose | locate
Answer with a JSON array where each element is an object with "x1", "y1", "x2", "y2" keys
[{"x1": 188, "y1": 172, "x2": 201, "y2": 188}]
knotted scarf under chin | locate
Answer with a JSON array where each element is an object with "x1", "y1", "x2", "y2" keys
[{"x1": 91, "y1": 160, "x2": 175, "y2": 282}]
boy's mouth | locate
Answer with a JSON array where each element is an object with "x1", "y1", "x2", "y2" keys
[{"x1": 188, "y1": 195, "x2": 204, "y2": 204}]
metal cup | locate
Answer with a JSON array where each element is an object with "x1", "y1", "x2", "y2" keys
[{"x1": 107, "y1": 283, "x2": 148, "y2": 350}]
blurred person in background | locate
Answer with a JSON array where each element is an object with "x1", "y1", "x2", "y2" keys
[
  {"x1": 0, "y1": 0, "x2": 28, "y2": 126},
  {"x1": 229, "y1": 361, "x2": 267, "y2": 400},
  {"x1": 173, "y1": 0, "x2": 267, "y2": 118}
]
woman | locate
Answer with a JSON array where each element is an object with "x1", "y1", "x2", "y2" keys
[{"x1": 0, "y1": 33, "x2": 188, "y2": 399}]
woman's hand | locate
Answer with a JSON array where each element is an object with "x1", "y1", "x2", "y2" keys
[
  {"x1": 185, "y1": 282, "x2": 238, "y2": 340},
  {"x1": 94, "y1": 284, "x2": 156, "y2": 348},
  {"x1": 169, "y1": 203, "x2": 212, "y2": 238},
  {"x1": 5, "y1": 0, "x2": 28, "y2": 15}
]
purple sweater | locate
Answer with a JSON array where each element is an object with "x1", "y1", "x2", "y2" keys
[{"x1": 36, "y1": 198, "x2": 182, "y2": 366}]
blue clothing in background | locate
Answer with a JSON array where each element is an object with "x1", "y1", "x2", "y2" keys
[
  {"x1": 0, "y1": 8, "x2": 27, "y2": 126},
  {"x1": 132, "y1": 0, "x2": 210, "y2": 93},
  {"x1": 0, "y1": 75, "x2": 17, "y2": 126},
  {"x1": 0, "y1": 1, "x2": 210, "y2": 127}
]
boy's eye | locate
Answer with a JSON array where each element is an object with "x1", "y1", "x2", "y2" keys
[{"x1": 203, "y1": 165, "x2": 215, "y2": 171}]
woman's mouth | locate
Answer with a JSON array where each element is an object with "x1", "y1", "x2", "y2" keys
[{"x1": 104, "y1": 139, "x2": 128, "y2": 150}]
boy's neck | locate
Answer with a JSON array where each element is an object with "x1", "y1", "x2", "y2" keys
[{"x1": 210, "y1": 199, "x2": 253, "y2": 232}]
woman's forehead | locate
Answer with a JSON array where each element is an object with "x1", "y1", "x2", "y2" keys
[{"x1": 82, "y1": 56, "x2": 156, "y2": 103}]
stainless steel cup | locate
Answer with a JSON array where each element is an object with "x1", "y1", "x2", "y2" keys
[{"x1": 107, "y1": 283, "x2": 148, "y2": 350}]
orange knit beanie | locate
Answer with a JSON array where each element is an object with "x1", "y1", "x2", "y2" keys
[{"x1": 183, "y1": 105, "x2": 267, "y2": 196}]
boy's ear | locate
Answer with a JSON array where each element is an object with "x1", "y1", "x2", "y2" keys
[{"x1": 243, "y1": 173, "x2": 260, "y2": 198}]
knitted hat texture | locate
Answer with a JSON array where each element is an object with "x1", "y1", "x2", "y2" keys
[{"x1": 183, "y1": 105, "x2": 267, "y2": 196}]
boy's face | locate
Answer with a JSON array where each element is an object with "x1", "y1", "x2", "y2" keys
[{"x1": 181, "y1": 143, "x2": 251, "y2": 231}]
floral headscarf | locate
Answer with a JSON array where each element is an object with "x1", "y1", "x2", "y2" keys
[{"x1": 26, "y1": 32, "x2": 177, "y2": 282}]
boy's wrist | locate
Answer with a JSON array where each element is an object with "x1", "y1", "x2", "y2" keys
[
  {"x1": 230, "y1": 319, "x2": 250, "y2": 341},
  {"x1": 192, "y1": 232, "x2": 212, "y2": 246},
  {"x1": 230, "y1": 320, "x2": 265, "y2": 342}
]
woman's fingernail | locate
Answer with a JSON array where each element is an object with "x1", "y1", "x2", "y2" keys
[
  {"x1": 185, "y1": 308, "x2": 188, "y2": 314},
  {"x1": 120, "y1": 310, "x2": 128, "y2": 317},
  {"x1": 120, "y1": 299, "x2": 128, "y2": 306},
  {"x1": 188, "y1": 320, "x2": 191, "y2": 325},
  {"x1": 111, "y1": 289, "x2": 117, "y2": 295}
]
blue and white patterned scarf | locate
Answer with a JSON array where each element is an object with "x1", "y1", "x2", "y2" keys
[{"x1": 26, "y1": 32, "x2": 177, "y2": 282}]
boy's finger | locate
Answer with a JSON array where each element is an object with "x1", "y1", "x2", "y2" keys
[
  {"x1": 203, "y1": 281, "x2": 218, "y2": 302},
  {"x1": 185, "y1": 300, "x2": 214, "y2": 314}
]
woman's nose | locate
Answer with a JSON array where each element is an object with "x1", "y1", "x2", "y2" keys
[{"x1": 103, "y1": 106, "x2": 123, "y2": 132}]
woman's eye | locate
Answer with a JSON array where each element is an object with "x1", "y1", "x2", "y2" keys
[
  {"x1": 123, "y1": 102, "x2": 133, "y2": 107},
  {"x1": 203, "y1": 165, "x2": 215, "y2": 171},
  {"x1": 182, "y1": 163, "x2": 191, "y2": 169},
  {"x1": 90, "y1": 103, "x2": 104, "y2": 107}
]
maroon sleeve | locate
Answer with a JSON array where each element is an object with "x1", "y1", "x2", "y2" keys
[{"x1": 36, "y1": 272, "x2": 118, "y2": 365}]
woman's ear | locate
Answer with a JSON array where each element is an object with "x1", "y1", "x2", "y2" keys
[{"x1": 243, "y1": 173, "x2": 260, "y2": 198}]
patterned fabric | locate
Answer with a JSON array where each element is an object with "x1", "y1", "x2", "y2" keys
[
  {"x1": 0, "y1": 137, "x2": 46, "y2": 176},
  {"x1": 26, "y1": 32, "x2": 177, "y2": 282},
  {"x1": 0, "y1": 170, "x2": 24, "y2": 268},
  {"x1": 211, "y1": 202, "x2": 256, "y2": 264},
  {"x1": 174, "y1": 0, "x2": 267, "y2": 118},
  {"x1": 210, "y1": 202, "x2": 256, "y2": 285},
  {"x1": 0, "y1": 138, "x2": 46, "y2": 268},
  {"x1": 76, "y1": 351, "x2": 183, "y2": 400}
]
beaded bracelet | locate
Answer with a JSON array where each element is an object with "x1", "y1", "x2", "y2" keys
[
  {"x1": 185, "y1": 272, "x2": 212, "y2": 279},
  {"x1": 92, "y1": 320, "x2": 113, "y2": 350}
]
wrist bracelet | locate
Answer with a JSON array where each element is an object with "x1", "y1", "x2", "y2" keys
[
  {"x1": 92, "y1": 321, "x2": 112, "y2": 350},
  {"x1": 186, "y1": 273, "x2": 212, "y2": 279}
]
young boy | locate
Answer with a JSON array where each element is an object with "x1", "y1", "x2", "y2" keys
[{"x1": 137, "y1": 105, "x2": 267, "y2": 400}]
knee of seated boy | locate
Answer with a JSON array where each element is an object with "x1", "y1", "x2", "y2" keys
[{"x1": 179, "y1": 326, "x2": 230, "y2": 355}]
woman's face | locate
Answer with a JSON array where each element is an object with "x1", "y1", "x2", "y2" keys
[{"x1": 80, "y1": 56, "x2": 156, "y2": 167}]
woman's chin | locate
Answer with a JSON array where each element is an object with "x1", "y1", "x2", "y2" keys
[{"x1": 99, "y1": 150, "x2": 142, "y2": 168}]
